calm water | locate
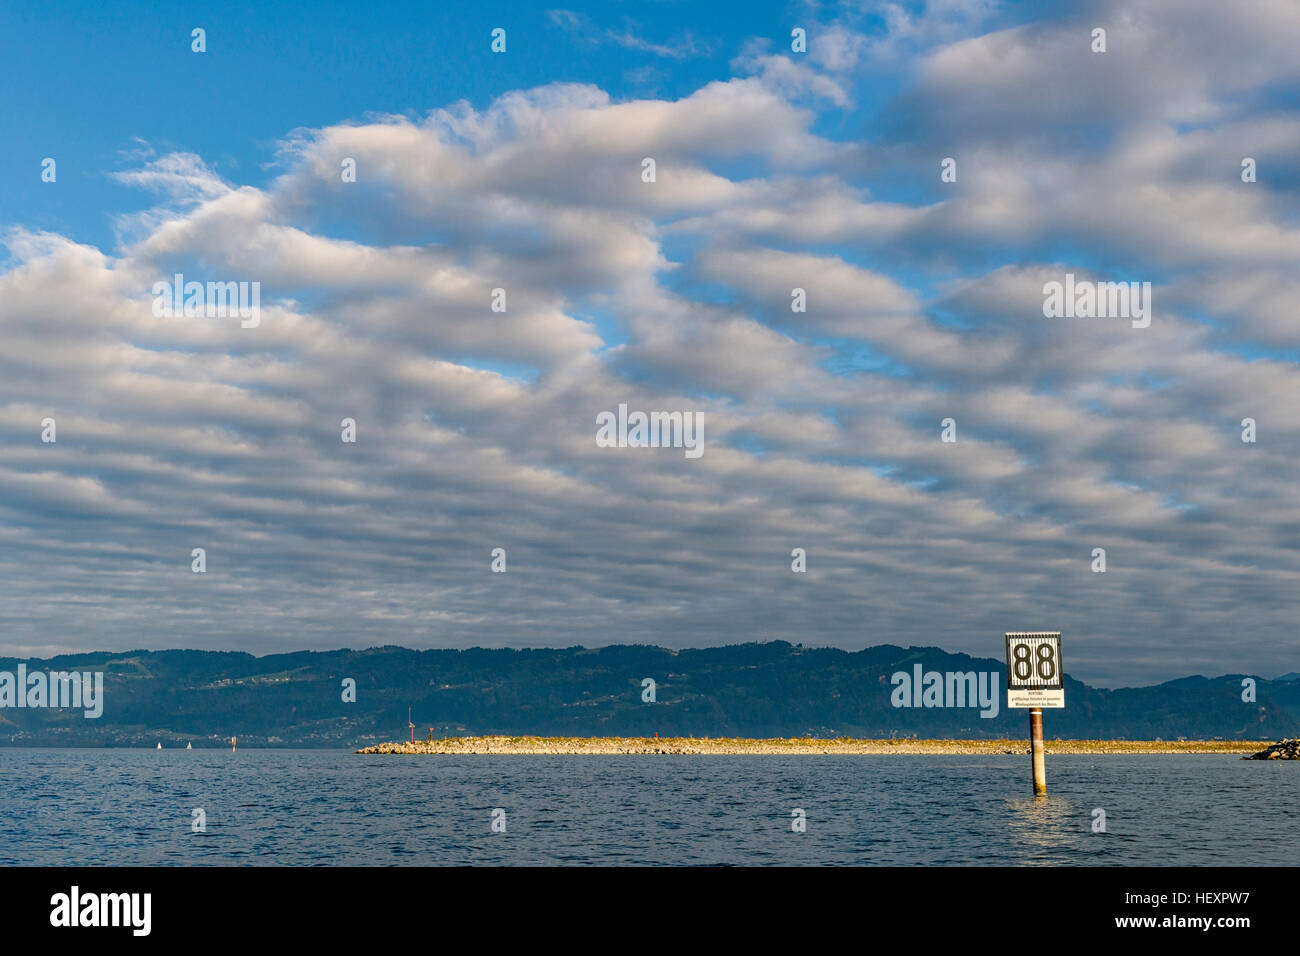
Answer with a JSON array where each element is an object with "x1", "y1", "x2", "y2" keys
[{"x1": 0, "y1": 750, "x2": 1294, "y2": 866}]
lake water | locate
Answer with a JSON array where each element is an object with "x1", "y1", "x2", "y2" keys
[{"x1": 1, "y1": 750, "x2": 1294, "y2": 865}]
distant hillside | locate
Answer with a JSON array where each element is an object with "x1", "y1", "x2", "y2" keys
[{"x1": 1, "y1": 642, "x2": 1296, "y2": 747}]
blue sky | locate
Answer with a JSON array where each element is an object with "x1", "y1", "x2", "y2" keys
[
  {"x1": 1, "y1": 0, "x2": 1299, "y2": 686},
  {"x1": 2, "y1": 1, "x2": 763, "y2": 247},
  {"x1": 1, "y1": 0, "x2": 1045, "y2": 254}
]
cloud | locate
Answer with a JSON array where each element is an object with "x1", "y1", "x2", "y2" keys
[
  {"x1": 2, "y1": 1, "x2": 1299, "y2": 685},
  {"x1": 547, "y1": 9, "x2": 708, "y2": 60}
]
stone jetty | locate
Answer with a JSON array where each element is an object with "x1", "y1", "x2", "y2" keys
[
  {"x1": 1243, "y1": 738, "x2": 1300, "y2": 760},
  {"x1": 356, "y1": 736, "x2": 1267, "y2": 756}
]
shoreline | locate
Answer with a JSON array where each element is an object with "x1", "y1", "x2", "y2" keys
[{"x1": 356, "y1": 736, "x2": 1271, "y2": 756}]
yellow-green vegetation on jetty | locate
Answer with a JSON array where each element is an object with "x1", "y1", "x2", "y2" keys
[{"x1": 356, "y1": 736, "x2": 1268, "y2": 755}]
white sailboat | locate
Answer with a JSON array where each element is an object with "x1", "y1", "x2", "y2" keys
[
  {"x1": 156, "y1": 742, "x2": 161, "y2": 749},
  {"x1": 186, "y1": 742, "x2": 192, "y2": 750}
]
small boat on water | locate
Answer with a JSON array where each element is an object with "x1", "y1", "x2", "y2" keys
[
  {"x1": 186, "y1": 742, "x2": 192, "y2": 750},
  {"x1": 156, "y1": 742, "x2": 161, "y2": 749}
]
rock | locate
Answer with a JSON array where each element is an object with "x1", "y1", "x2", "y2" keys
[{"x1": 1243, "y1": 738, "x2": 1300, "y2": 760}]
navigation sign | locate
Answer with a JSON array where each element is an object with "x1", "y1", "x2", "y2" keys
[{"x1": 1005, "y1": 632, "x2": 1064, "y2": 708}]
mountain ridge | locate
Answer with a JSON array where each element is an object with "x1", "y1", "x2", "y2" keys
[{"x1": 2, "y1": 641, "x2": 1296, "y2": 747}]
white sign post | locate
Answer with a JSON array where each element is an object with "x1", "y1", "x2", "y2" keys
[
  {"x1": 1005, "y1": 632, "x2": 1064, "y2": 709},
  {"x1": 1005, "y1": 632, "x2": 1063, "y2": 796}
]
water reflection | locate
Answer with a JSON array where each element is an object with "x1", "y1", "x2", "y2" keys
[{"x1": 1004, "y1": 794, "x2": 1078, "y2": 862}]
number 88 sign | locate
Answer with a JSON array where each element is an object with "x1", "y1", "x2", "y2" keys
[{"x1": 1004, "y1": 632, "x2": 1064, "y2": 708}]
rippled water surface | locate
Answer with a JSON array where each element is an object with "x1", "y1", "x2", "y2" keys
[{"x1": 1, "y1": 750, "x2": 1294, "y2": 865}]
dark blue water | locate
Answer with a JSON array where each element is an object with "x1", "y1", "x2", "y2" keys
[{"x1": 1, "y1": 750, "x2": 1294, "y2": 865}]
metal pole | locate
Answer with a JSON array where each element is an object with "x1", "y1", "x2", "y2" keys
[{"x1": 1029, "y1": 708, "x2": 1046, "y2": 796}]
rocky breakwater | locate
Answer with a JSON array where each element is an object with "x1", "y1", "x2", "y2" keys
[
  {"x1": 354, "y1": 736, "x2": 1021, "y2": 755},
  {"x1": 354, "y1": 736, "x2": 1260, "y2": 755},
  {"x1": 1243, "y1": 738, "x2": 1300, "y2": 759}
]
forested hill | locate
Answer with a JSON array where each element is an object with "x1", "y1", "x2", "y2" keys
[{"x1": 1, "y1": 642, "x2": 1296, "y2": 747}]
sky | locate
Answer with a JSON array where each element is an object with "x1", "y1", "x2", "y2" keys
[{"x1": 1, "y1": 0, "x2": 1298, "y2": 686}]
